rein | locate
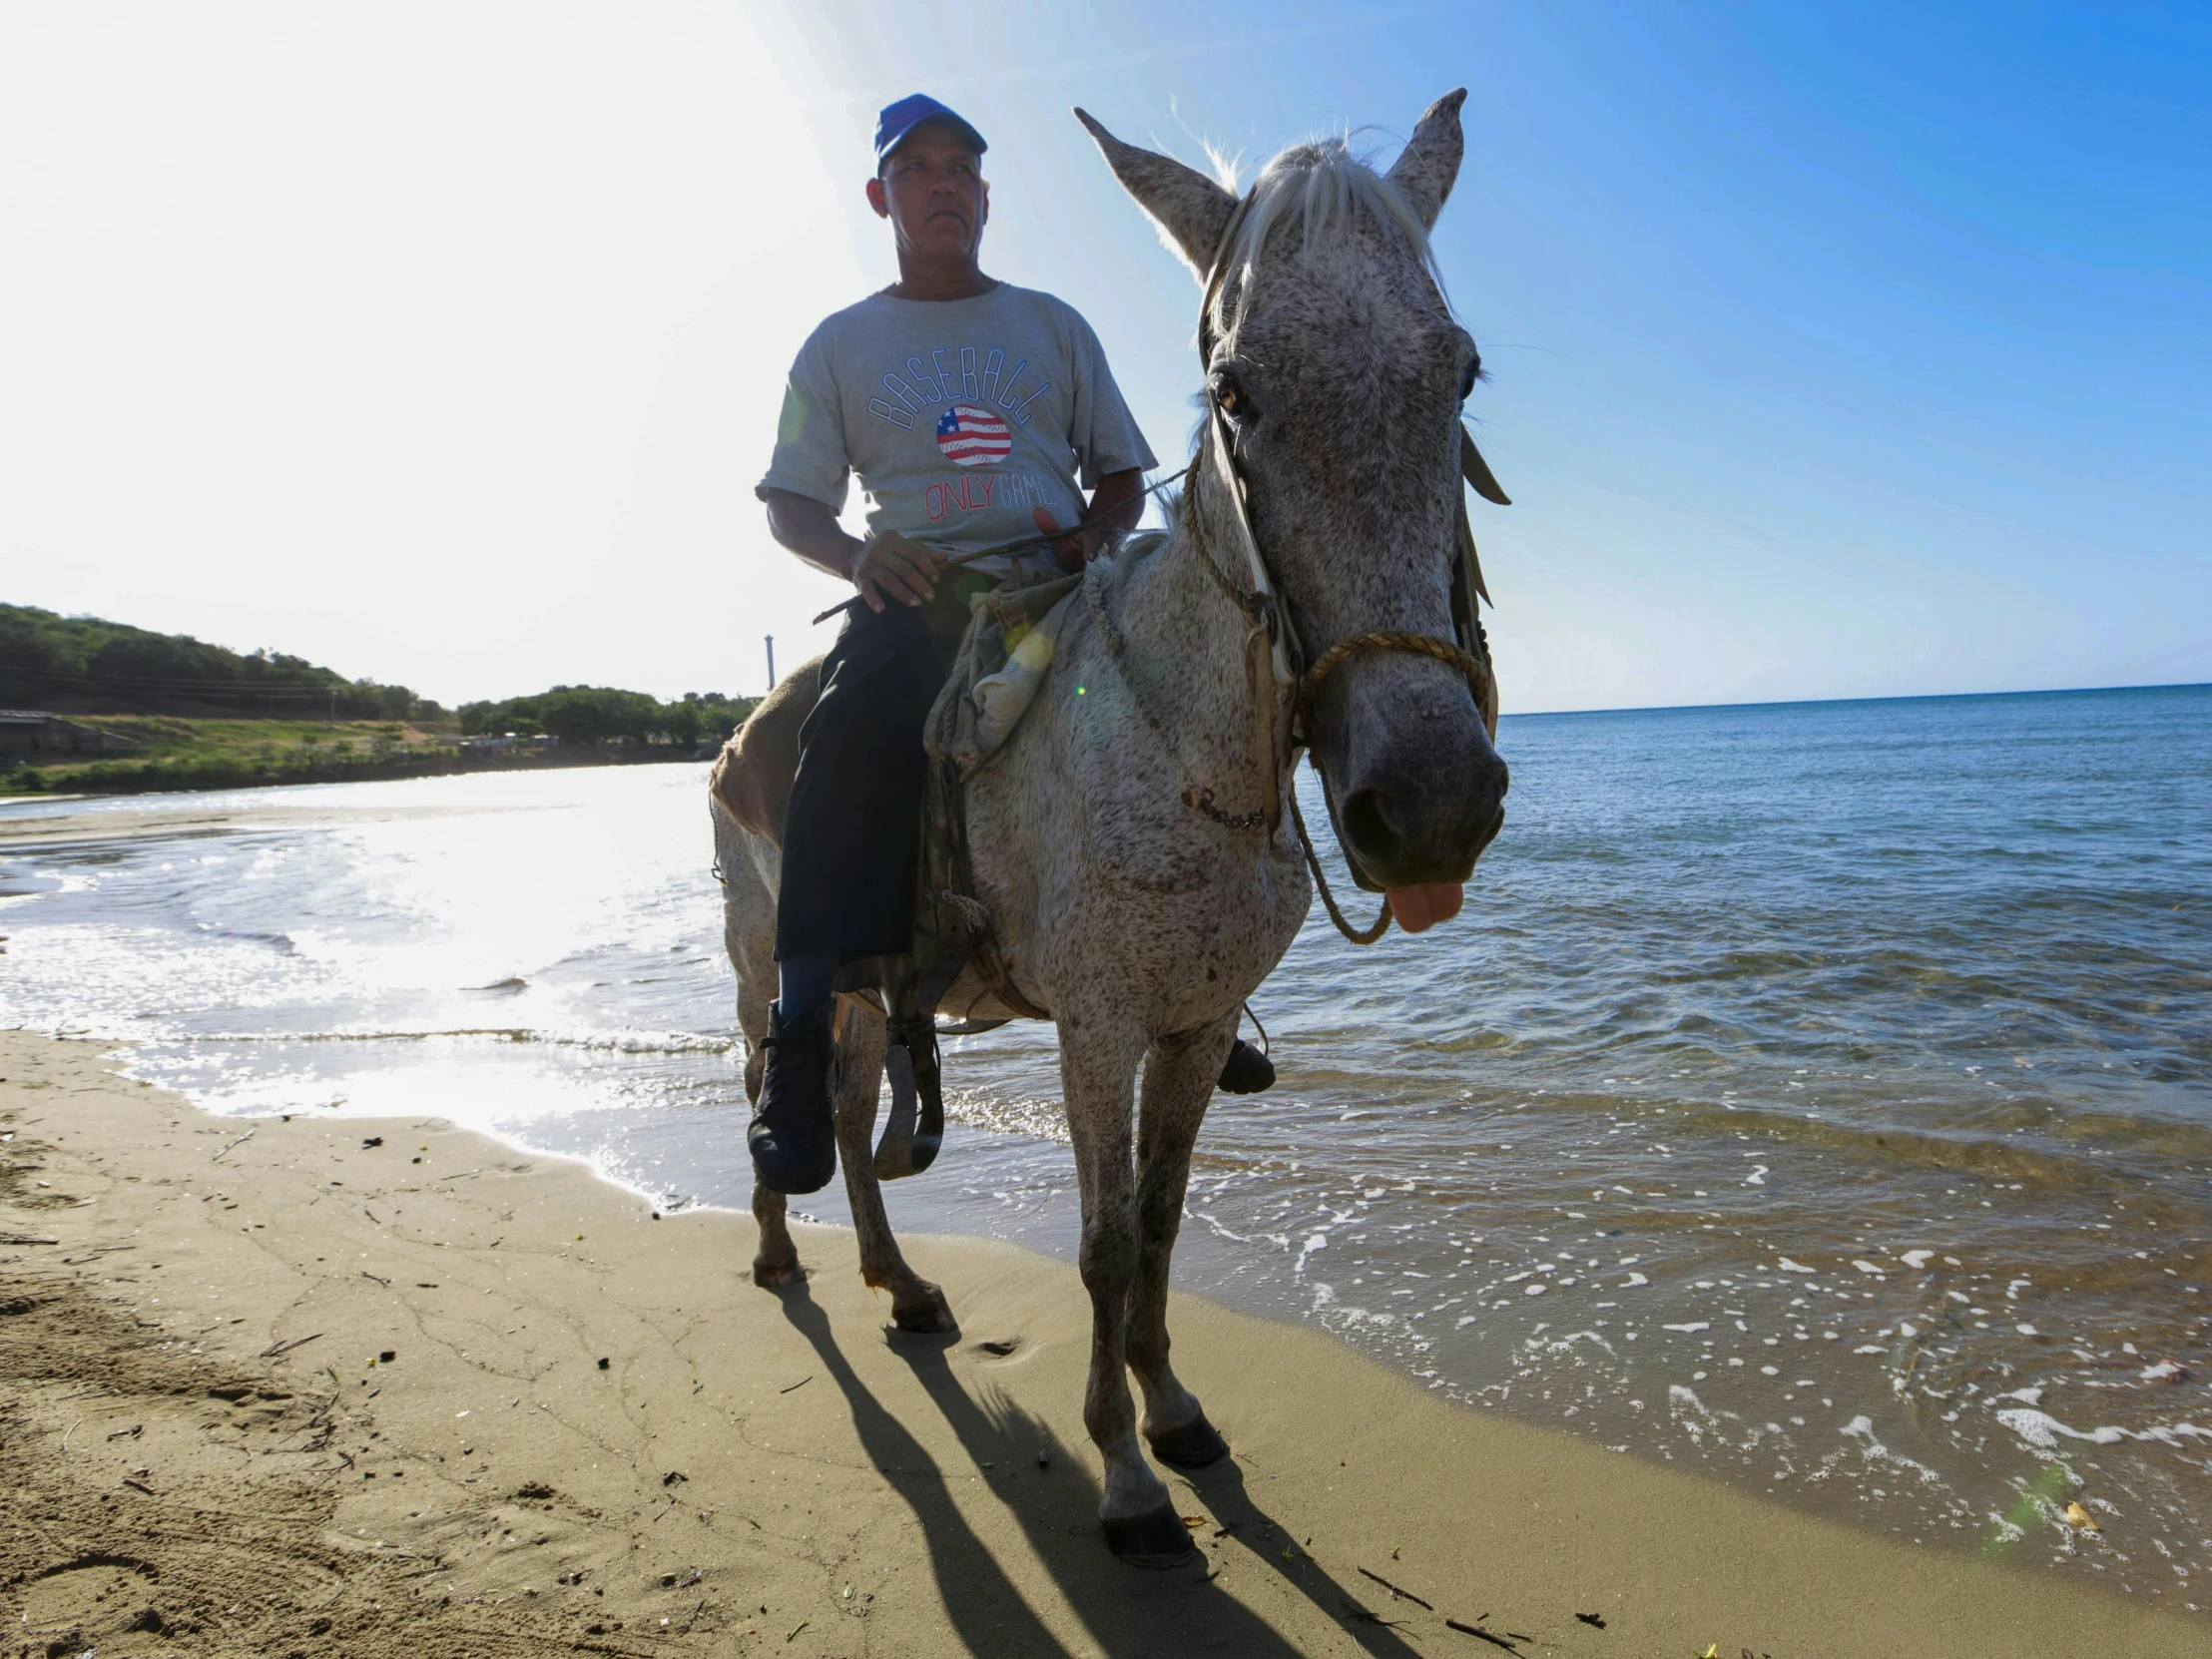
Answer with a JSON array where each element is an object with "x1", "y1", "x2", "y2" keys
[
  {"x1": 811, "y1": 468, "x2": 1194, "y2": 627},
  {"x1": 1175, "y1": 192, "x2": 1508, "y2": 945}
]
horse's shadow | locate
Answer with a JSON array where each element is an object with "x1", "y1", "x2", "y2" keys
[
  {"x1": 1179, "y1": 1453, "x2": 1429, "y2": 1657},
  {"x1": 771, "y1": 1279, "x2": 1423, "y2": 1658}
]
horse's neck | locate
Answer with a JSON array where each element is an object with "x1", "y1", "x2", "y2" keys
[{"x1": 1104, "y1": 491, "x2": 1282, "y2": 821}]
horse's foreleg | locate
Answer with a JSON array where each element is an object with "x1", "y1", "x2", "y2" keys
[
  {"x1": 1127, "y1": 1011, "x2": 1238, "y2": 1469},
  {"x1": 830, "y1": 1005, "x2": 956, "y2": 1333},
  {"x1": 1063, "y1": 1012, "x2": 1193, "y2": 1563}
]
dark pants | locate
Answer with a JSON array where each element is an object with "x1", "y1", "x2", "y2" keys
[{"x1": 775, "y1": 594, "x2": 968, "y2": 967}]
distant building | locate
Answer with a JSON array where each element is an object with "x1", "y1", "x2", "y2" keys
[{"x1": 0, "y1": 711, "x2": 144, "y2": 759}]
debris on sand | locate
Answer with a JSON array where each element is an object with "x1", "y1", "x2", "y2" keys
[
  {"x1": 1445, "y1": 1618, "x2": 1520, "y2": 1651},
  {"x1": 1356, "y1": 1565, "x2": 1433, "y2": 1610}
]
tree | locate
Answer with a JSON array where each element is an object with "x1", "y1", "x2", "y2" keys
[
  {"x1": 458, "y1": 684, "x2": 757, "y2": 745},
  {"x1": 661, "y1": 701, "x2": 704, "y2": 746},
  {"x1": 0, "y1": 603, "x2": 445, "y2": 720}
]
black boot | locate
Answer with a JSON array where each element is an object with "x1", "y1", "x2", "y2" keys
[
  {"x1": 1217, "y1": 1037, "x2": 1274, "y2": 1095},
  {"x1": 748, "y1": 1002, "x2": 839, "y2": 1195}
]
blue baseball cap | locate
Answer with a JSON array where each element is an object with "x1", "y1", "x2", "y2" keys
[{"x1": 873, "y1": 94, "x2": 987, "y2": 167}]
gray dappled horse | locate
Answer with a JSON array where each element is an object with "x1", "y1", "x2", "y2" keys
[{"x1": 713, "y1": 90, "x2": 1509, "y2": 1563}]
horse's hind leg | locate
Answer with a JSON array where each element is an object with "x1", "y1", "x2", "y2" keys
[
  {"x1": 751, "y1": 1182, "x2": 799, "y2": 1286},
  {"x1": 1127, "y1": 1012, "x2": 1238, "y2": 1468},
  {"x1": 741, "y1": 982, "x2": 801, "y2": 1283},
  {"x1": 832, "y1": 1003, "x2": 956, "y2": 1333},
  {"x1": 711, "y1": 809, "x2": 802, "y2": 1288}
]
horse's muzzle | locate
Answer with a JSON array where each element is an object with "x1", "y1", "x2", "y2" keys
[
  {"x1": 1328, "y1": 667, "x2": 1508, "y2": 887},
  {"x1": 1338, "y1": 764, "x2": 1506, "y2": 886}
]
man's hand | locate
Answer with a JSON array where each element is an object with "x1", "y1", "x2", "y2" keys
[
  {"x1": 1033, "y1": 469, "x2": 1148, "y2": 574},
  {"x1": 764, "y1": 489, "x2": 943, "y2": 612},
  {"x1": 852, "y1": 530, "x2": 947, "y2": 612},
  {"x1": 1032, "y1": 507, "x2": 1098, "y2": 574}
]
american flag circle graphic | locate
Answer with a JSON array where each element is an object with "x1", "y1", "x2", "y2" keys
[{"x1": 934, "y1": 403, "x2": 1013, "y2": 467}]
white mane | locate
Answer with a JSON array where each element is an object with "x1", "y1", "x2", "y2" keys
[{"x1": 1209, "y1": 136, "x2": 1450, "y2": 337}]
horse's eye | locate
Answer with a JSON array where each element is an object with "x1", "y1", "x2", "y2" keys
[
  {"x1": 1214, "y1": 374, "x2": 1251, "y2": 419},
  {"x1": 1457, "y1": 354, "x2": 1480, "y2": 404}
]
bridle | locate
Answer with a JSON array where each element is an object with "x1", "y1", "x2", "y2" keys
[{"x1": 1178, "y1": 190, "x2": 1507, "y2": 942}]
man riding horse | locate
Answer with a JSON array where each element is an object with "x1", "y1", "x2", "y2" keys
[{"x1": 750, "y1": 95, "x2": 1272, "y2": 1197}]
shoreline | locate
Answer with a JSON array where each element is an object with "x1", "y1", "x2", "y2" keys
[
  {"x1": 0, "y1": 743, "x2": 709, "y2": 805},
  {"x1": 0, "y1": 797, "x2": 565, "y2": 850},
  {"x1": 1, "y1": 1030, "x2": 2201, "y2": 1657}
]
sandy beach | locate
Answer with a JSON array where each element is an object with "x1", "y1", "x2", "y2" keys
[
  {"x1": 0, "y1": 1030, "x2": 2198, "y2": 1657},
  {"x1": 0, "y1": 800, "x2": 531, "y2": 852}
]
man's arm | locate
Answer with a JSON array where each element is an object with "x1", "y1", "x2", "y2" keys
[
  {"x1": 763, "y1": 488, "x2": 946, "y2": 614},
  {"x1": 1032, "y1": 467, "x2": 1147, "y2": 573}
]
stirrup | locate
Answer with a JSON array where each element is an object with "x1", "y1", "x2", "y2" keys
[{"x1": 872, "y1": 1018, "x2": 944, "y2": 1180}]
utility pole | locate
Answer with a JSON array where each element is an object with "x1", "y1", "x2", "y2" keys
[{"x1": 765, "y1": 635, "x2": 777, "y2": 691}]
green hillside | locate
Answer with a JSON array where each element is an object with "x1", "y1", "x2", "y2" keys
[
  {"x1": 0, "y1": 603, "x2": 439, "y2": 721},
  {"x1": 0, "y1": 604, "x2": 761, "y2": 798}
]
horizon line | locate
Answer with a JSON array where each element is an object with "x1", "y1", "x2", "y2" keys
[{"x1": 1503, "y1": 678, "x2": 2211, "y2": 722}]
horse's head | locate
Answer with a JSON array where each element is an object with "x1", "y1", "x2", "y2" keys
[{"x1": 1077, "y1": 92, "x2": 1508, "y2": 930}]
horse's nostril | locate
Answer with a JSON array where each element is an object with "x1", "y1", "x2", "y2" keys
[
  {"x1": 1474, "y1": 803, "x2": 1505, "y2": 854},
  {"x1": 1341, "y1": 788, "x2": 1402, "y2": 863}
]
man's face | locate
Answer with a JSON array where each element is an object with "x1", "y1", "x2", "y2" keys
[{"x1": 866, "y1": 122, "x2": 988, "y2": 263}]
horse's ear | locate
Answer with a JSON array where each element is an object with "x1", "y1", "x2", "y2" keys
[
  {"x1": 1073, "y1": 109, "x2": 1239, "y2": 278},
  {"x1": 1385, "y1": 88, "x2": 1467, "y2": 232}
]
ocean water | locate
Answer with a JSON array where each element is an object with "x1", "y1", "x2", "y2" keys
[{"x1": 4, "y1": 684, "x2": 2209, "y2": 1604}]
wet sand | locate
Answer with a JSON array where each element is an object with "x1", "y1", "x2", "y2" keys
[
  {"x1": 0, "y1": 799, "x2": 524, "y2": 850},
  {"x1": 0, "y1": 1030, "x2": 2201, "y2": 1657}
]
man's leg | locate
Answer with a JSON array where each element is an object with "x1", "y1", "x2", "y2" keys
[
  {"x1": 774, "y1": 953, "x2": 838, "y2": 1021},
  {"x1": 750, "y1": 604, "x2": 947, "y2": 1195}
]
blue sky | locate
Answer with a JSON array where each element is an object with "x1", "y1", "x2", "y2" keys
[{"x1": 3, "y1": 3, "x2": 2206, "y2": 711}]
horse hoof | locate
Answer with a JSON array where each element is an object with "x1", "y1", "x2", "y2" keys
[
  {"x1": 1147, "y1": 1410, "x2": 1229, "y2": 1468},
  {"x1": 751, "y1": 1254, "x2": 800, "y2": 1288},
  {"x1": 891, "y1": 1287, "x2": 957, "y2": 1334},
  {"x1": 1101, "y1": 1499, "x2": 1197, "y2": 1566}
]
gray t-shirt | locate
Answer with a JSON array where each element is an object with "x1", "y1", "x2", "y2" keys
[{"x1": 758, "y1": 282, "x2": 1157, "y2": 579}]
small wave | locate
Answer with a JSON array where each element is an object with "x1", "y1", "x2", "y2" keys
[
  {"x1": 209, "y1": 927, "x2": 297, "y2": 954},
  {"x1": 1993, "y1": 1408, "x2": 2129, "y2": 1450},
  {"x1": 1659, "y1": 1097, "x2": 2212, "y2": 1187},
  {"x1": 1840, "y1": 1414, "x2": 1945, "y2": 1486},
  {"x1": 150, "y1": 1025, "x2": 740, "y2": 1056},
  {"x1": 535, "y1": 1027, "x2": 738, "y2": 1056},
  {"x1": 1991, "y1": 1406, "x2": 2212, "y2": 1452}
]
